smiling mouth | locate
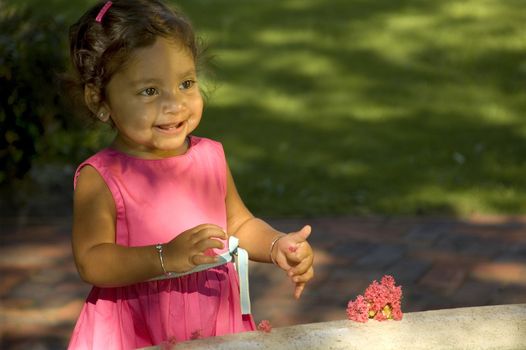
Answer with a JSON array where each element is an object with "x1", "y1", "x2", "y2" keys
[{"x1": 156, "y1": 121, "x2": 185, "y2": 131}]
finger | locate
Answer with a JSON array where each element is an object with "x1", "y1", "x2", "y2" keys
[
  {"x1": 292, "y1": 242, "x2": 314, "y2": 260},
  {"x1": 281, "y1": 241, "x2": 311, "y2": 266},
  {"x1": 195, "y1": 236, "x2": 225, "y2": 252},
  {"x1": 289, "y1": 225, "x2": 312, "y2": 243},
  {"x1": 194, "y1": 227, "x2": 228, "y2": 242},
  {"x1": 192, "y1": 224, "x2": 228, "y2": 238},
  {"x1": 284, "y1": 244, "x2": 313, "y2": 272},
  {"x1": 276, "y1": 258, "x2": 292, "y2": 271},
  {"x1": 191, "y1": 254, "x2": 220, "y2": 266},
  {"x1": 287, "y1": 256, "x2": 313, "y2": 277},
  {"x1": 191, "y1": 223, "x2": 225, "y2": 232},
  {"x1": 276, "y1": 252, "x2": 294, "y2": 271},
  {"x1": 294, "y1": 282, "x2": 305, "y2": 299},
  {"x1": 291, "y1": 267, "x2": 314, "y2": 284},
  {"x1": 284, "y1": 250, "x2": 302, "y2": 264}
]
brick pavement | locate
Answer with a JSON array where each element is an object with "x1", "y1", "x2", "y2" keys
[{"x1": 1, "y1": 215, "x2": 526, "y2": 349}]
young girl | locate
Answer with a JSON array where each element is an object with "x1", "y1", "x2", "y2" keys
[{"x1": 67, "y1": 1, "x2": 314, "y2": 348}]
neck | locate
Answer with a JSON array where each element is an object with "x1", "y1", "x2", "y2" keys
[{"x1": 110, "y1": 136, "x2": 191, "y2": 159}]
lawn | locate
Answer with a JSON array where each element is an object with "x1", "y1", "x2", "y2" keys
[{"x1": 6, "y1": 0, "x2": 526, "y2": 217}]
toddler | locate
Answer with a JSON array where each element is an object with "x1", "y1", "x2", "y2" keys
[{"x1": 67, "y1": 1, "x2": 314, "y2": 348}]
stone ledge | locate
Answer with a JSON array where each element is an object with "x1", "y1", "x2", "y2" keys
[{"x1": 143, "y1": 304, "x2": 526, "y2": 350}]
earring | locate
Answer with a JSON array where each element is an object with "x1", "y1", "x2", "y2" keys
[{"x1": 99, "y1": 112, "x2": 104, "y2": 119}]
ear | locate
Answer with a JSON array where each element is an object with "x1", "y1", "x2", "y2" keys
[
  {"x1": 84, "y1": 83, "x2": 101, "y2": 113},
  {"x1": 84, "y1": 84, "x2": 111, "y2": 122}
]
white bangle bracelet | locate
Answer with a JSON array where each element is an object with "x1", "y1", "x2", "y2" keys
[
  {"x1": 155, "y1": 243, "x2": 169, "y2": 275},
  {"x1": 269, "y1": 234, "x2": 285, "y2": 265}
]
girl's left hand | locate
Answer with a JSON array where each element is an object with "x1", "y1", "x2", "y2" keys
[{"x1": 272, "y1": 225, "x2": 314, "y2": 299}]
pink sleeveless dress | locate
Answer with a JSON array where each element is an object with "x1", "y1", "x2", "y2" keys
[{"x1": 68, "y1": 136, "x2": 255, "y2": 350}]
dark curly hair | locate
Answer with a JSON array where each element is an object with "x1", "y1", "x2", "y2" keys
[{"x1": 65, "y1": 0, "x2": 204, "y2": 121}]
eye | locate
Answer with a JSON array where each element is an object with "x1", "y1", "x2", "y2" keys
[
  {"x1": 140, "y1": 87, "x2": 159, "y2": 96},
  {"x1": 179, "y1": 80, "x2": 196, "y2": 90}
]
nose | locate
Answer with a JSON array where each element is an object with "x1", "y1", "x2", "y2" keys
[{"x1": 161, "y1": 90, "x2": 185, "y2": 115}]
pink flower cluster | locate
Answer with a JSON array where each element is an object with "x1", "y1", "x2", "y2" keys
[
  {"x1": 257, "y1": 319, "x2": 272, "y2": 333},
  {"x1": 161, "y1": 336, "x2": 178, "y2": 350},
  {"x1": 160, "y1": 328, "x2": 202, "y2": 348},
  {"x1": 190, "y1": 329, "x2": 202, "y2": 340},
  {"x1": 346, "y1": 275, "x2": 403, "y2": 323}
]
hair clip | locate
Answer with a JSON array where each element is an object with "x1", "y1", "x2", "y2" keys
[{"x1": 95, "y1": 1, "x2": 113, "y2": 23}]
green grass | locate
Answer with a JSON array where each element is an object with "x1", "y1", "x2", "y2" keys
[{"x1": 7, "y1": 0, "x2": 526, "y2": 217}]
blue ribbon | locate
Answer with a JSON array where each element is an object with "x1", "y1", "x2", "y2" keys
[{"x1": 149, "y1": 236, "x2": 251, "y2": 315}]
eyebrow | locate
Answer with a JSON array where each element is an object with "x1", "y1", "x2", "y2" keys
[
  {"x1": 130, "y1": 78, "x2": 163, "y2": 87},
  {"x1": 129, "y1": 70, "x2": 197, "y2": 86}
]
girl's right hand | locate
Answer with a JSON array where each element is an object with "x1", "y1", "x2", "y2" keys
[{"x1": 163, "y1": 224, "x2": 228, "y2": 273}]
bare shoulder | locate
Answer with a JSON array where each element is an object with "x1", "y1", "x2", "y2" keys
[
  {"x1": 73, "y1": 165, "x2": 116, "y2": 245},
  {"x1": 75, "y1": 166, "x2": 114, "y2": 209},
  {"x1": 76, "y1": 165, "x2": 108, "y2": 194}
]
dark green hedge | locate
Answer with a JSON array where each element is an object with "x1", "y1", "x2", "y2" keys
[{"x1": 0, "y1": 9, "x2": 72, "y2": 184}]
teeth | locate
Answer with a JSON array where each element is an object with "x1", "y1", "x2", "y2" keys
[
  {"x1": 157, "y1": 121, "x2": 184, "y2": 130},
  {"x1": 157, "y1": 122, "x2": 184, "y2": 130},
  {"x1": 159, "y1": 124, "x2": 176, "y2": 129}
]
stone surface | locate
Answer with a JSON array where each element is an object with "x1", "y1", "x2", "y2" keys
[{"x1": 141, "y1": 304, "x2": 526, "y2": 350}]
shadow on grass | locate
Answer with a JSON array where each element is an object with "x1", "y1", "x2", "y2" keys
[
  {"x1": 181, "y1": 0, "x2": 526, "y2": 216},
  {"x1": 199, "y1": 101, "x2": 526, "y2": 216}
]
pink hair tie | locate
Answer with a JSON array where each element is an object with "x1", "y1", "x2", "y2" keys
[{"x1": 95, "y1": 1, "x2": 113, "y2": 23}]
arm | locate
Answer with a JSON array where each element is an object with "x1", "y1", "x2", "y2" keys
[
  {"x1": 72, "y1": 166, "x2": 162, "y2": 287},
  {"x1": 224, "y1": 165, "x2": 280, "y2": 263},
  {"x1": 225, "y1": 164, "x2": 314, "y2": 298},
  {"x1": 72, "y1": 166, "x2": 225, "y2": 287}
]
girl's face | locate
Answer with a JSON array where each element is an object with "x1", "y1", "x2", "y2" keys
[{"x1": 103, "y1": 37, "x2": 203, "y2": 158}]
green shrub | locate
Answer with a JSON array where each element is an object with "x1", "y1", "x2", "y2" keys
[{"x1": 0, "y1": 9, "x2": 71, "y2": 184}]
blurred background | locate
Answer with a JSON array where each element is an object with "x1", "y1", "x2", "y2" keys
[
  {"x1": 1, "y1": 0, "x2": 526, "y2": 348},
  {"x1": 2, "y1": 0, "x2": 526, "y2": 217}
]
